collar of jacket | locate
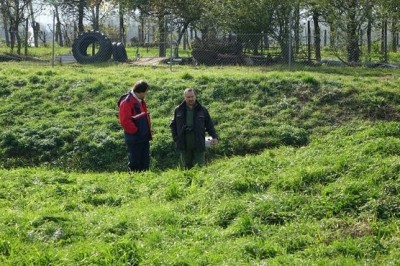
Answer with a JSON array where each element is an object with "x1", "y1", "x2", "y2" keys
[
  {"x1": 178, "y1": 100, "x2": 200, "y2": 110},
  {"x1": 131, "y1": 90, "x2": 144, "y2": 103}
]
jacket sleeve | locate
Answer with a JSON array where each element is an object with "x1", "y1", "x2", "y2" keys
[
  {"x1": 170, "y1": 110, "x2": 178, "y2": 142},
  {"x1": 204, "y1": 108, "x2": 218, "y2": 139},
  {"x1": 119, "y1": 100, "x2": 138, "y2": 135}
]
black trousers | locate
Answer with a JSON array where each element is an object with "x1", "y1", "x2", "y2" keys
[{"x1": 126, "y1": 141, "x2": 150, "y2": 172}]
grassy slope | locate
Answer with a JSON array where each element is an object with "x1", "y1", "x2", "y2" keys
[
  {"x1": 1, "y1": 63, "x2": 400, "y2": 171},
  {"x1": 0, "y1": 62, "x2": 400, "y2": 264}
]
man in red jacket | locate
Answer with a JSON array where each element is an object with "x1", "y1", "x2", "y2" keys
[{"x1": 118, "y1": 80, "x2": 152, "y2": 172}]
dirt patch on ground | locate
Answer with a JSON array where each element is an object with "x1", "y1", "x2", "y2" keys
[{"x1": 130, "y1": 57, "x2": 167, "y2": 66}]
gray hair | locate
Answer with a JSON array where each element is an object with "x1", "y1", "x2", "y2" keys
[{"x1": 184, "y1": 88, "x2": 196, "y2": 95}]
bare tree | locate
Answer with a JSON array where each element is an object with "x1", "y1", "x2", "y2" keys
[
  {"x1": 136, "y1": 0, "x2": 171, "y2": 57},
  {"x1": 27, "y1": 0, "x2": 42, "y2": 47},
  {"x1": 54, "y1": 5, "x2": 63, "y2": 45},
  {"x1": 0, "y1": 0, "x2": 11, "y2": 46},
  {"x1": 169, "y1": 0, "x2": 203, "y2": 56},
  {"x1": 2, "y1": 0, "x2": 31, "y2": 54},
  {"x1": 87, "y1": 0, "x2": 101, "y2": 31}
]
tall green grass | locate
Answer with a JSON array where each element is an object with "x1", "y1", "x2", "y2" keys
[
  {"x1": 0, "y1": 62, "x2": 399, "y2": 264},
  {"x1": 1, "y1": 122, "x2": 400, "y2": 265},
  {"x1": 1, "y1": 63, "x2": 399, "y2": 171}
]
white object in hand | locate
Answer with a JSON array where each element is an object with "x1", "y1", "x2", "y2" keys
[{"x1": 205, "y1": 136, "x2": 213, "y2": 148}]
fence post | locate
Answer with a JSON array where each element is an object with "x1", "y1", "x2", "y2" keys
[
  {"x1": 307, "y1": 20, "x2": 311, "y2": 62},
  {"x1": 24, "y1": 18, "x2": 28, "y2": 56},
  {"x1": 383, "y1": 20, "x2": 388, "y2": 63},
  {"x1": 288, "y1": 15, "x2": 292, "y2": 69},
  {"x1": 51, "y1": 11, "x2": 55, "y2": 67},
  {"x1": 169, "y1": 15, "x2": 173, "y2": 71}
]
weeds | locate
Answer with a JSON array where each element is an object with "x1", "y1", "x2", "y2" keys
[{"x1": 0, "y1": 63, "x2": 400, "y2": 264}]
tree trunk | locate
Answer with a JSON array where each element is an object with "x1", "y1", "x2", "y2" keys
[
  {"x1": 28, "y1": 0, "x2": 39, "y2": 47},
  {"x1": 183, "y1": 30, "x2": 188, "y2": 50},
  {"x1": 175, "y1": 21, "x2": 192, "y2": 57},
  {"x1": 329, "y1": 25, "x2": 336, "y2": 48},
  {"x1": 2, "y1": 14, "x2": 10, "y2": 46},
  {"x1": 93, "y1": 4, "x2": 100, "y2": 31},
  {"x1": 139, "y1": 16, "x2": 145, "y2": 43},
  {"x1": 279, "y1": 39, "x2": 290, "y2": 63},
  {"x1": 63, "y1": 29, "x2": 71, "y2": 46},
  {"x1": 119, "y1": 5, "x2": 125, "y2": 44},
  {"x1": 391, "y1": 20, "x2": 398, "y2": 53},
  {"x1": 33, "y1": 22, "x2": 40, "y2": 47},
  {"x1": 0, "y1": 1, "x2": 9, "y2": 46},
  {"x1": 78, "y1": 0, "x2": 85, "y2": 32},
  {"x1": 24, "y1": 18, "x2": 28, "y2": 55},
  {"x1": 276, "y1": 22, "x2": 291, "y2": 63},
  {"x1": 40, "y1": 30, "x2": 47, "y2": 44},
  {"x1": 294, "y1": 5, "x2": 300, "y2": 53},
  {"x1": 158, "y1": 14, "x2": 166, "y2": 57},
  {"x1": 346, "y1": 7, "x2": 359, "y2": 62},
  {"x1": 381, "y1": 22, "x2": 385, "y2": 53},
  {"x1": 383, "y1": 20, "x2": 388, "y2": 62},
  {"x1": 74, "y1": 21, "x2": 78, "y2": 40},
  {"x1": 250, "y1": 34, "x2": 261, "y2": 55},
  {"x1": 176, "y1": 23, "x2": 189, "y2": 47},
  {"x1": 55, "y1": 6, "x2": 63, "y2": 46},
  {"x1": 307, "y1": 20, "x2": 311, "y2": 61},
  {"x1": 16, "y1": 29, "x2": 22, "y2": 55},
  {"x1": 10, "y1": 24, "x2": 16, "y2": 53},
  {"x1": 313, "y1": 11, "x2": 321, "y2": 62},
  {"x1": 367, "y1": 19, "x2": 372, "y2": 53}
]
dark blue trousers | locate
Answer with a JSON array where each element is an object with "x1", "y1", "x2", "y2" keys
[{"x1": 126, "y1": 141, "x2": 150, "y2": 172}]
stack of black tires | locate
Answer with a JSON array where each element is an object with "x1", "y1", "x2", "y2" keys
[{"x1": 72, "y1": 31, "x2": 128, "y2": 64}]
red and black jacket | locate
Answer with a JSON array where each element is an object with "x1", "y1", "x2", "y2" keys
[{"x1": 119, "y1": 92, "x2": 152, "y2": 143}]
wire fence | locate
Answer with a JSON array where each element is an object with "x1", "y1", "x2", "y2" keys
[
  {"x1": 1, "y1": 24, "x2": 399, "y2": 69},
  {"x1": 130, "y1": 29, "x2": 400, "y2": 68}
]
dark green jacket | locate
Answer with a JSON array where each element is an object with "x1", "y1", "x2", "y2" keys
[{"x1": 170, "y1": 101, "x2": 218, "y2": 152}]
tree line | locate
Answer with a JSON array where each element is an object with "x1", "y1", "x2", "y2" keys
[{"x1": 1, "y1": 0, "x2": 399, "y2": 62}]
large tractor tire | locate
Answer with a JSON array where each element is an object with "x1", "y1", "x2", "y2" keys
[
  {"x1": 112, "y1": 42, "x2": 128, "y2": 62},
  {"x1": 112, "y1": 42, "x2": 118, "y2": 61},
  {"x1": 72, "y1": 31, "x2": 112, "y2": 64},
  {"x1": 116, "y1": 43, "x2": 128, "y2": 62}
]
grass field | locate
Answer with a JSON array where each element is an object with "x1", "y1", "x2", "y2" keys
[{"x1": 0, "y1": 60, "x2": 400, "y2": 265}]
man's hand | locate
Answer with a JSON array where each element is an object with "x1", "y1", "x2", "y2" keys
[{"x1": 210, "y1": 138, "x2": 218, "y2": 145}]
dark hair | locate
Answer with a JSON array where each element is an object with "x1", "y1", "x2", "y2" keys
[{"x1": 133, "y1": 80, "x2": 149, "y2": 93}]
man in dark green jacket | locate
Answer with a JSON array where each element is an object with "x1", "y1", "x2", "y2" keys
[{"x1": 170, "y1": 88, "x2": 219, "y2": 169}]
